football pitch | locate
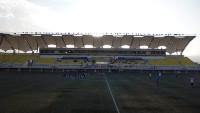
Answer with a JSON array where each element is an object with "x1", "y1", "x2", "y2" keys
[{"x1": 0, "y1": 71, "x2": 200, "y2": 113}]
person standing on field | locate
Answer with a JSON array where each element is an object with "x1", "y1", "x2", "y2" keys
[
  {"x1": 155, "y1": 76, "x2": 159, "y2": 86},
  {"x1": 158, "y1": 71, "x2": 162, "y2": 78},
  {"x1": 190, "y1": 76, "x2": 194, "y2": 88},
  {"x1": 149, "y1": 72, "x2": 152, "y2": 80}
]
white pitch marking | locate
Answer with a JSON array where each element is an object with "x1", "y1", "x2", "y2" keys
[{"x1": 104, "y1": 75, "x2": 120, "y2": 113}]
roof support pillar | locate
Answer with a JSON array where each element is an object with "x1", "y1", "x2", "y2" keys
[
  {"x1": 111, "y1": 36, "x2": 115, "y2": 48},
  {"x1": 82, "y1": 36, "x2": 85, "y2": 48},
  {"x1": 130, "y1": 36, "x2": 134, "y2": 48},
  {"x1": 138, "y1": 38, "x2": 143, "y2": 49},
  {"x1": 22, "y1": 35, "x2": 33, "y2": 51},
  {"x1": 41, "y1": 35, "x2": 48, "y2": 47},
  {"x1": 148, "y1": 36, "x2": 155, "y2": 48},
  {"x1": 0, "y1": 34, "x2": 3, "y2": 46},
  {"x1": 61, "y1": 35, "x2": 66, "y2": 47},
  {"x1": 32, "y1": 36, "x2": 39, "y2": 52},
  {"x1": 3, "y1": 34, "x2": 14, "y2": 51}
]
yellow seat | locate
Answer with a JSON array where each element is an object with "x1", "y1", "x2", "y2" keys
[
  {"x1": 58, "y1": 60, "x2": 84, "y2": 65},
  {"x1": 176, "y1": 57, "x2": 197, "y2": 66},
  {"x1": 16, "y1": 55, "x2": 38, "y2": 64},
  {"x1": 149, "y1": 58, "x2": 180, "y2": 66},
  {"x1": 0, "y1": 54, "x2": 11, "y2": 63},
  {"x1": 36, "y1": 58, "x2": 56, "y2": 64},
  {"x1": 6, "y1": 55, "x2": 19, "y2": 64}
]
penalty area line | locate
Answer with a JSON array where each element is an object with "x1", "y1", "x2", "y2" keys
[{"x1": 104, "y1": 75, "x2": 120, "y2": 113}]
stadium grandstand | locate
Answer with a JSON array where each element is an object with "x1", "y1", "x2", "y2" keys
[{"x1": 0, "y1": 32, "x2": 199, "y2": 72}]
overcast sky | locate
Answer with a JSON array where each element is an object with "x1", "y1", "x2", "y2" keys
[{"x1": 0, "y1": 0, "x2": 200, "y2": 63}]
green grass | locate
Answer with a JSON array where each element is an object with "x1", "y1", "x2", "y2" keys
[{"x1": 0, "y1": 71, "x2": 200, "y2": 113}]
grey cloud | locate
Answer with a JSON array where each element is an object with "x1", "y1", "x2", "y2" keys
[{"x1": 0, "y1": 0, "x2": 47, "y2": 32}]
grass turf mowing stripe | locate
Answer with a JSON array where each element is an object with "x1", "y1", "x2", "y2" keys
[{"x1": 104, "y1": 75, "x2": 120, "y2": 113}]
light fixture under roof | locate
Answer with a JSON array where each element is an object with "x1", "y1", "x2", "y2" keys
[
  {"x1": 32, "y1": 35, "x2": 41, "y2": 36},
  {"x1": 10, "y1": 34, "x2": 21, "y2": 36},
  {"x1": 92, "y1": 34, "x2": 103, "y2": 37},
  {"x1": 74, "y1": 34, "x2": 83, "y2": 36},
  {"x1": 66, "y1": 45, "x2": 75, "y2": 48},
  {"x1": 134, "y1": 36, "x2": 143, "y2": 37},
  {"x1": 113, "y1": 35, "x2": 124, "y2": 37},
  {"x1": 52, "y1": 35, "x2": 62, "y2": 36},
  {"x1": 84, "y1": 45, "x2": 93, "y2": 48},
  {"x1": 121, "y1": 45, "x2": 130, "y2": 48},
  {"x1": 102, "y1": 45, "x2": 112, "y2": 48}
]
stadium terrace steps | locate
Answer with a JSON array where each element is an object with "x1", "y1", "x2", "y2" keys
[
  {"x1": 87, "y1": 61, "x2": 94, "y2": 65},
  {"x1": 1, "y1": 54, "x2": 20, "y2": 64},
  {"x1": 176, "y1": 57, "x2": 198, "y2": 66},
  {"x1": 0, "y1": 54, "x2": 4, "y2": 63},
  {"x1": 35, "y1": 58, "x2": 56, "y2": 64},
  {"x1": 120, "y1": 61, "x2": 148, "y2": 66},
  {"x1": 57, "y1": 60, "x2": 85, "y2": 65},
  {"x1": 0, "y1": 54, "x2": 39, "y2": 64},
  {"x1": 148, "y1": 57, "x2": 198, "y2": 67},
  {"x1": 16, "y1": 55, "x2": 38, "y2": 64},
  {"x1": 4, "y1": 54, "x2": 21, "y2": 64},
  {"x1": 149, "y1": 58, "x2": 180, "y2": 66},
  {"x1": 0, "y1": 54, "x2": 13, "y2": 63},
  {"x1": 89, "y1": 57, "x2": 112, "y2": 61}
]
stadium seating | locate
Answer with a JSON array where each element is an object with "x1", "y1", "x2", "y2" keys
[
  {"x1": 16, "y1": 55, "x2": 38, "y2": 64},
  {"x1": 0, "y1": 54, "x2": 22, "y2": 64},
  {"x1": 0, "y1": 54, "x2": 5, "y2": 63},
  {"x1": 120, "y1": 61, "x2": 147, "y2": 66},
  {"x1": 176, "y1": 57, "x2": 198, "y2": 66},
  {"x1": 89, "y1": 57, "x2": 112, "y2": 61},
  {"x1": 87, "y1": 61, "x2": 94, "y2": 65},
  {"x1": 0, "y1": 53, "x2": 198, "y2": 69},
  {"x1": 57, "y1": 60, "x2": 85, "y2": 65},
  {"x1": 36, "y1": 58, "x2": 56, "y2": 64},
  {"x1": 87, "y1": 57, "x2": 112, "y2": 65},
  {"x1": 5, "y1": 54, "x2": 21, "y2": 64},
  {"x1": 149, "y1": 57, "x2": 198, "y2": 67},
  {"x1": 132, "y1": 61, "x2": 148, "y2": 66},
  {"x1": 0, "y1": 54, "x2": 11, "y2": 63},
  {"x1": 149, "y1": 58, "x2": 180, "y2": 66}
]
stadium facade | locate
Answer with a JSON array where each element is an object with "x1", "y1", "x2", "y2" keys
[{"x1": 0, "y1": 32, "x2": 199, "y2": 72}]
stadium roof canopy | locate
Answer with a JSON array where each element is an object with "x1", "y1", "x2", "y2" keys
[{"x1": 0, "y1": 32, "x2": 196, "y2": 54}]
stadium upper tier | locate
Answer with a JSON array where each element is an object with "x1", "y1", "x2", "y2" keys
[{"x1": 0, "y1": 32, "x2": 195, "y2": 54}]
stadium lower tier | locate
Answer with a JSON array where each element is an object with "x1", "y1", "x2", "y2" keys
[{"x1": 0, "y1": 54, "x2": 199, "y2": 70}]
